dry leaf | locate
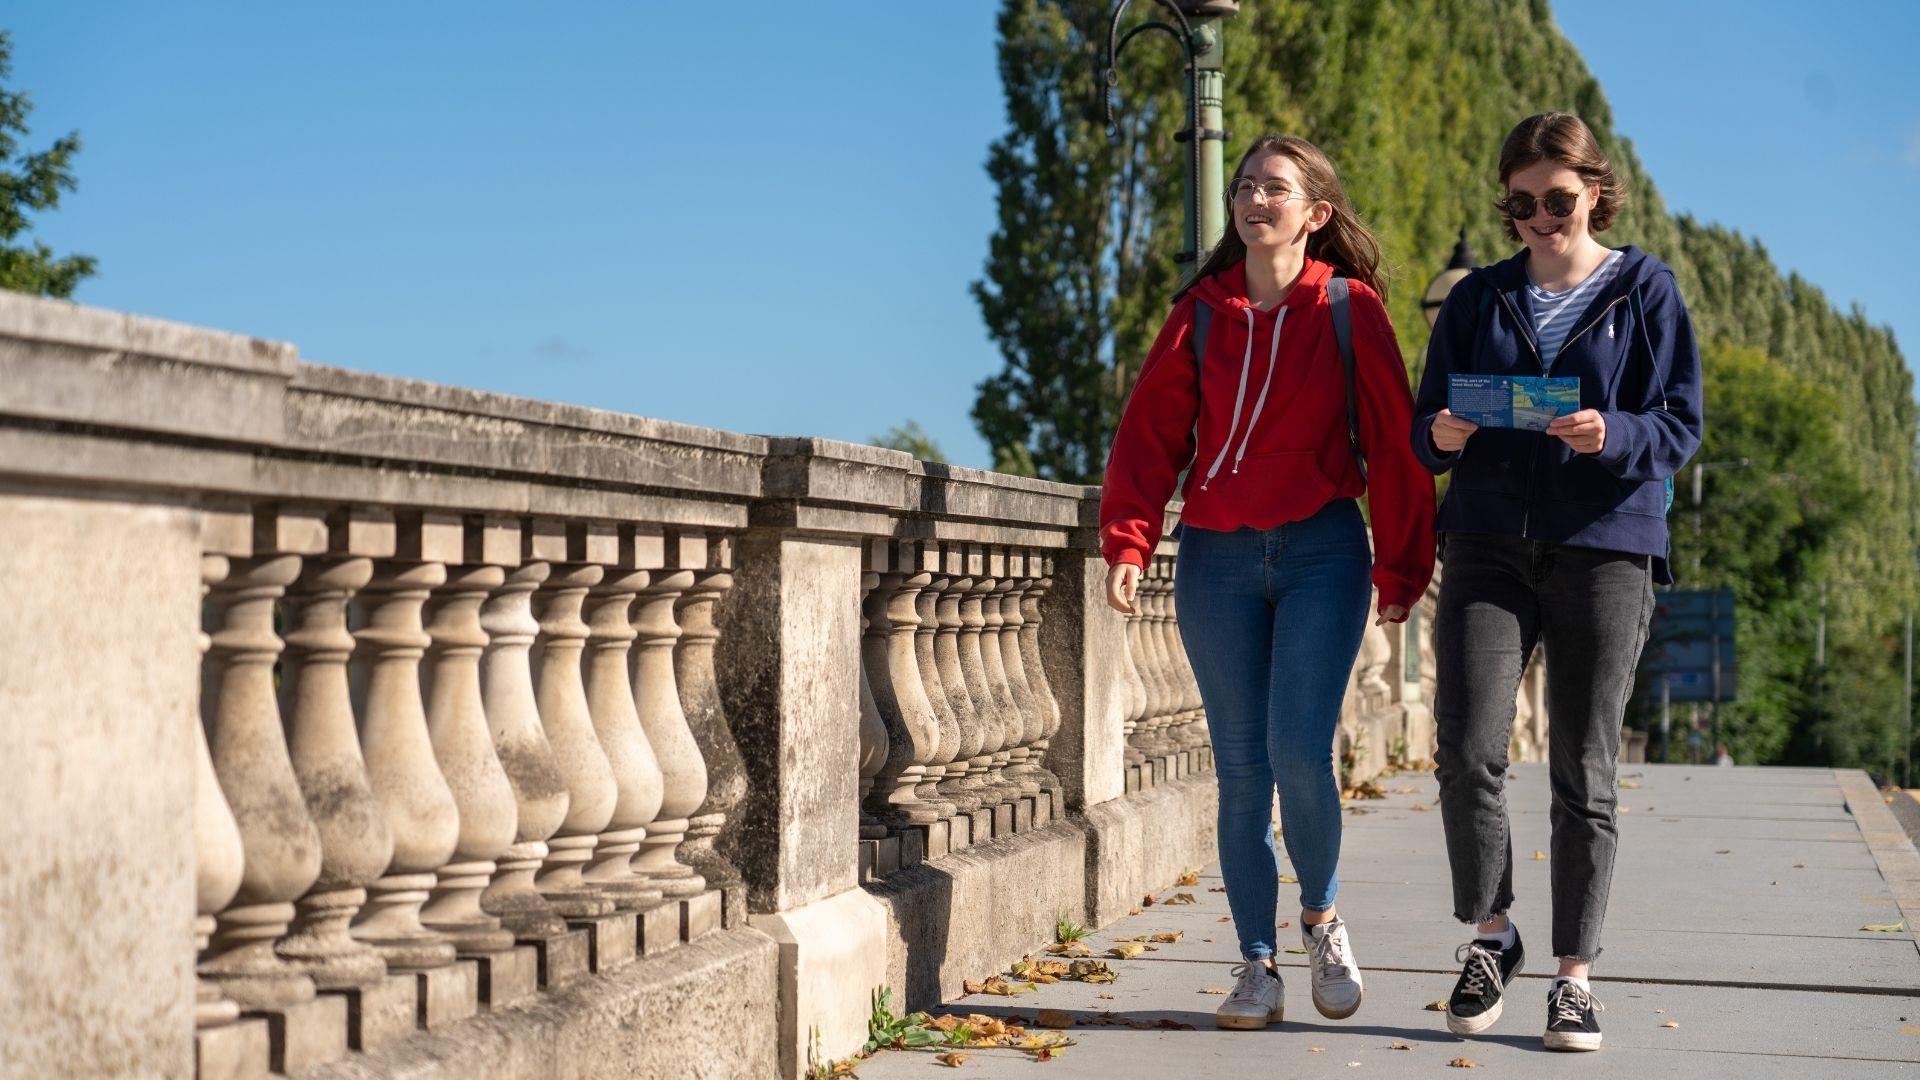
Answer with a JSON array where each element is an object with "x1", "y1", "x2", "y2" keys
[
  {"x1": 1128, "y1": 907, "x2": 1143, "y2": 916},
  {"x1": 1218, "y1": 915, "x2": 1231, "y2": 922},
  {"x1": 1863, "y1": 923, "x2": 1908, "y2": 933},
  {"x1": 1032, "y1": 1047, "x2": 1056, "y2": 1061},
  {"x1": 1425, "y1": 999, "x2": 1449, "y2": 1011},
  {"x1": 1793, "y1": 863, "x2": 1806, "y2": 869},
  {"x1": 936, "y1": 1052, "x2": 971, "y2": 1068},
  {"x1": 1392, "y1": 786, "x2": 1421, "y2": 794},
  {"x1": 1142, "y1": 894, "x2": 1156, "y2": 906},
  {"x1": 1165, "y1": 892, "x2": 1198, "y2": 905},
  {"x1": 1200, "y1": 988, "x2": 1229, "y2": 994},
  {"x1": 1389, "y1": 1041, "x2": 1412, "y2": 1050},
  {"x1": 1150, "y1": 931, "x2": 1184, "y2": 943},
  {"x1": 1097, "y1": 992, "x2": 1115, "y2": 1000},
  {"x1": 1046, "y1": 941, "x2": 1093, "y2": 958},
  {"x1": 1209, "y1": 885, "x2": 1228, "y2": 892},
  {"x1": 1448, "y1": 1058, "x2": 1479, "y2": 1068},
  {"x1": 1279, "y1": 874, "x2": 1299, "y2": 884},
  {"x1": 1618, "y1": 779, "x2": 1641, "y2": 789},
  {"x1": 1532, "y1": 850, "x2": 1546, "y2": 861},
  {"x1": 979, "y1": 975, "x2": 1038, "y2": 996},
  {"x1": 1108, "y1": 943, "x2": 1148, "y2": 960},
  {"x1": 1411, "y1": 803, "x2": 1430, "y2": 811},
  {"x1": 1278, "y1": 920, "x2": 1290, "y2": 929},
  {"x1": 1035, "y1": 1009, "x2": 1074, "y2": 1029},
  {"x1": 1177, "y1": 869, "x2": 1201, "y2": 887},
  {"x1": 1715, "y1": 849, "x2": 1731, "y2": 855},
  {"x1": 1310, "y1": 1047, "x2": 1325, "y2": 1053},
  {"x1": 1069, "y1": 959, "x2": 1117, "y2": 983},
  {"x1": 1284, "y1": 946, "x2": 1308, "y2": 954},
  {"x1": 1620, "y1": 806, "x2": 1632, "y2": 813},
  {"x1": 963, "y1": 979, "x2": 984, "y2": 995},
  {"x1": 1662, "y1": 1020, "x2": 1680, "y2": 1028}
]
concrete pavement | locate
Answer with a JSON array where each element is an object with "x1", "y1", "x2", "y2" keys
[{"x1": 856, "y1": 764, "x2": 1920, "y2": 1078}]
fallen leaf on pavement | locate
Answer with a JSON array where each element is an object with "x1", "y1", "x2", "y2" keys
[
  {"x1": 1425, "y1": 999, "x2": 1449, "y2": 1011},
  {"x1": 1142, "y1": 894, "x2": 1156, "y2": 907},
  {"x1": 1389, "y1": 1041, "x2": 1412, "y2": 1050},
  {"x1": 1108, "y1": 944, "x2": 1148, "y2": 960},
  {"x1": 1284, "y1": 946, "x2": 1308, "y2": 954},
  {"x1": 1618, "y1": 779, "x2": 1641, "y2": 789},
  {"x1": 1448, "y1": 1058, "x2": 1478, "y2": 1068},
  {"x1": 1218, "y1": 915, "x2": 1231, "y2": 922},
  {"x1": 1863, "y1": 923, "x2": 1908, "y2": 933},
  {"x1": 1097, "y1": 992, "x2": 1115, "y2": 1000},
  {"x1": 1200, "y1": 988, "x2": 1229, "y2": 994},
  {"x1": 1177, "y1": 869, "x2": 1200, "y2": 887},
  {"x1": 1310, "y1": 1047, "x2": 1325, "y2": 1053},
  {"x1": 978, "y1": 975, "x2": 1038, "y2": 996},
  {"x1": 936, "y1": 1052, "x2": 971, "y2": 1068},
  {"x1": 1278, "y1": 920, "x2": 1290, "y2": 929},
  {"x1": 1411, "y1": 803, "x2": 1430, "y2": 811},
  {"x1": 964, "y1": 979, "x2": 984, "y2": 994},
  {"x1": 1715, "y1": 850, "x2": 1731, "y2": 855},
  {"x1": 1279, "y1": 874, "x2": 1298, "y2": 884},
  {"x1": 1533, "y1": 850, "x2": 1546, "y2": 861},
  {"x1": 1046, "y1": 941, "x2": 1093, "y2": 958},
  {"x1": 1068, "y1": 959, "x2": 1116, "y2": 983},
  {"x1": 1209, "y1": 885, "x2": 1227, "y2": 892},
  {"x1": 1793, "y1": 864, "x2": 1806, "y2": 869},
  {"x1": 1128, "y1": 907, "x2": 1142, "y2": 916},
  {"x1": 1035, "y1": 1009, "x2": 1074, "y2": 1029},
  {"x1": 1150, "y1": 931, "x2": 1183, "y2": 943},
  {"x1": 1164, "y1": 892, "x2": 1198, "y2": 905},
  {"x1": 1392, "y1": 786, "x2": 1421, "y2": 794},
  {"x1": 1620, "y1": 806, "x2": 1632, "y2": 813},
  {"x1": 1662, "y1": 1020, "x2": 1680, "y2": 1028}
]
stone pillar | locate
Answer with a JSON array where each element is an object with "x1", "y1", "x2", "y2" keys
[
  {"x1": 958, "y1": 569, "x2": 1015, "y2": 808},
  {"x1": 277, "y1": 555, "x2": 394, "y2": 987},
  {"x1": 994, "y1": 569, "x2": 1042, "y2": 798},
  {"x1": 1018, "y1": 558, "x2": 1065, "y2": 797},
  {"x1": 531, "y1": 560, "x2": 619, "y2": 917},
  {"x1": 195, "y1": 555, "x2": 247, "y2": 1028},
  {"x1": 974, "y1": 562, "x2": 1023, "y2": 804},
  {"x1": 718, "y1": 530, "x2": 886, "y2": 1078},
  {"x1": 913, "y1": 572, "x2": 964, "y2": 819},
  {"x1": 478, "y1": 560, "x2": 572, "y2": 939},
  {"x1": 1035, "y1": 552, "x2": 1129, "y2": 812},
  {"x1": 420, "y1": 563, "x2": 519, "y2": 954},
  {"x1": 201, "y1": 553, "x2": 325, "y2": 1007},
  {"x1": 349, "y1": 557, "x2": 461, "y2": 971},
  {"x1": 632, "y1": 564, "x2": 708, "y2": 898},
  {"x1": 675, "y1": 560, "x2": 748, "y2": 907},
  {"x1": 580, "y1": 563, "x2": 666, "y2": 910}
]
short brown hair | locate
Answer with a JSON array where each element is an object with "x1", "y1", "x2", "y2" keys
[{"x1": 1497, "y1": 112, "x2": 1626, "y2": 241}]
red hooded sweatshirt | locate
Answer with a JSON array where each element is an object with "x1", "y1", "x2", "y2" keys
[{"x1": 1099, "y1": 258, "x2": 1435, "y2": 612}]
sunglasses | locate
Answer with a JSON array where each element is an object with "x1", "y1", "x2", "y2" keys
[{"x1": 1496, "y1": 189, "x2": 1581, "y2": 221}]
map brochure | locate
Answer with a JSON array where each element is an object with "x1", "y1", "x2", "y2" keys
[{"x1": 1447, "y1": 374, "x2": 1581, "y2": 432}]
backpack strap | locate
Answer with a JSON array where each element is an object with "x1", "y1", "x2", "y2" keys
[
  {"x1": 1172, "y1": 300, "x2": 1213, "y2": 498},
  {"x1": 1326, "y1": 276, "x2": 1368, "y2": 482}
]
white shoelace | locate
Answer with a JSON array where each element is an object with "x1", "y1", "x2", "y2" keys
[
  {"x1": 1454, "y1": 942, "x2": 1502, "y2": 998},
  {"x1": 1309, "y1": 925, "x2": 1351, "y2": 979},
  {"x1": 1548, "y1": 980, "x2": 1604, "y2": 1025},
  {"x1": 1226, "y1": 962, "x2": 1274, "y2": 1007}
]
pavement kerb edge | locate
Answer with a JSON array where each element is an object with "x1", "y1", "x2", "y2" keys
[{"x1": 1834, "y1": 767, "x2": 1920, "y2": 956}]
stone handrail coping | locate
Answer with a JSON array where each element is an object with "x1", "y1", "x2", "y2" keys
[{"x1": 0, "y1": 289, "x2": 1143, "y2": 547}]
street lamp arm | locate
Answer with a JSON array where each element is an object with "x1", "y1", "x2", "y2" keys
[{"x1": 1104, "y1": 2, "x2": 1198, "y2": 140}]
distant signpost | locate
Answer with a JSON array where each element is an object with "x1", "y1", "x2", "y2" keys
[{"x1": 1640, "y1": 587, "x2": 1736, "y2": 760}]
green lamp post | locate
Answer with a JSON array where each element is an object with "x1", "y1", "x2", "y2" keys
[{"x1": 1104, "y1": 1, "x2": 1242, "y2": 265}]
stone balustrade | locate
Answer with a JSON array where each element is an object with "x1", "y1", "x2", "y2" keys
[{"x1": 0, "y1": 290, "x2": 1502, "y2": 1080}]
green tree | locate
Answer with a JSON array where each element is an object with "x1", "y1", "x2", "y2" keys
[
  {"x1": 869, "y1": 420, "x2": 949, "y2": 464},
  {"x1": 0, "y1": 30, "x2": 93, "y2": 297}
]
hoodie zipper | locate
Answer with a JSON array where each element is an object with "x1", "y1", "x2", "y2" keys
[
  {"x1": 1557, "y1": 293, "x2": 1633, "y2": 361},
  {"x1": 1494, "y1": 289, "x2": 1546, "y2": 538}
]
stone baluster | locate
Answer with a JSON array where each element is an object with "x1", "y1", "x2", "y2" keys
[
  {"x1": 934, "y1": 562, "x2": 990, "y2": 811},
  {"x1": 420, "y1": 563, "x2": 519, "y2": 953},
  {"x1": 1121, "y1": 598, "x2": 1150, "y2": 769},
  {"x1": 993, "y1": 567, "x2": 1042, "y2": 799},
  {"x1": 914, "y1": 572, "x2": 967, "y2": 818},
  {"x1": 200, "y1": 553, "x2": 323, "y2": 1007},
  {"x1": 531, "y1": 561, "x2": 619, "y2": 917},
  {"x1": 277, "y1": 555, "x2": 394, "y2": 987},
  {"x1": 1147, "y1": 557, "x2": 1194, "y2": 749},
  {"x1": 478, "y1": 561, "x2": 572, "y2": 939},
  {"x1": 857, "y1": 571, "x2": 890, "y2": 839},
  {"x1": 957, "y1": 569, "x2": 1015, "y2": 809},
  {"x1": 863, "y1": 568, "x2": 950, "y2": 828},
  {"x1": 194, "y1": 555, "x2": 247, "y2": 1027},
  {"x1": 349, "y1": 557, "x2": 460, "y2": 971},
  {"x1": 1140, "y1": 560, "x2": 1177, "y2": 755},
  {"x1": 632, "y1": 562, "x2": 709, "y2": 898},
  {"x1": 675, "y1": 560, "x2": 747, "y2": 898},
  {"x1": 581, "y1": 562, "x2": 666, "y2": 910},
  {"x1": 976, "y1": 561, "x2": 1024, "y2": 800},
  {"x1": 1019, "y1": 563, "x2": 1064, "y2": 796}
]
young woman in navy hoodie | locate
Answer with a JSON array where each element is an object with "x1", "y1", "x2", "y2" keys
[
  {"x1": 1100, "y1": 135, "x2": 1435, "y2": 1031},
  {"x1": 1412, "y1": 113, "x2": 1703, "y2": 1052}
]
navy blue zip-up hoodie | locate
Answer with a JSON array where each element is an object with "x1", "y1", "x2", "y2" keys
[{"x1": 1410, "y1": 245, "x2": 1703, "y2": 584}]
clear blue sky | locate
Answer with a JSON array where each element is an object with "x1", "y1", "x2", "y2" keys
[{"x1": 9, "y1": 3, "x2": 1916, "y2": 470}]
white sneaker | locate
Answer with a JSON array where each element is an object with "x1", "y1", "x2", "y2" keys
[
  {"x1": 1214, "y1": 962, "x2": 1284, "y2": 1029},
  {"x1": 1305, "y1": 918, "x2": 1365, "y2": 1019}
]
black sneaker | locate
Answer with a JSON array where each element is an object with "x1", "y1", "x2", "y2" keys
[
  {"x1": 1543, "y1": 979, "x2": 1604, "y2": 1051},
  {"x1": 1444, "y1": 928, "x2": 1525, "y2": 1036}
]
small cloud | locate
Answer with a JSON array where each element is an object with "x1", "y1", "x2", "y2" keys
[{"x1": 534, "y1": 335, "x2": 589, "y2": 360}]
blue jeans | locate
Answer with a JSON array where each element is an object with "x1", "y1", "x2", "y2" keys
[{"x1": 1175, "y1": 500, "x2": 1373, "y2": 962}]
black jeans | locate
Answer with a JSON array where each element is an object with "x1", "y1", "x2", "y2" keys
[{"x1": 1431, "y1": 532, "x2": 1654, "y2": 961}]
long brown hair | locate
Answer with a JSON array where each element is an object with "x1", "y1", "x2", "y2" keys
[{"x1": 1174, "y1": 135, "x2": 1387, "y2": 303}]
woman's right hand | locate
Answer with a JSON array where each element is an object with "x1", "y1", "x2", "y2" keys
[
  {"x1": 1430, "y1": 408, "x2": 1479, "y2": 453},
  {"x1": 1105, "y1": 562, "x2": 1141, "y2": 615}
]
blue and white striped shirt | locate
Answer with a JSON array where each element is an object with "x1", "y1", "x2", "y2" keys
[{"x1": 1525, "y1": 248, "x2": 1625, "y2": 370}]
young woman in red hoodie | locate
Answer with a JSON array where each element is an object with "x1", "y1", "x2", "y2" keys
[{"x1": 1100, "y1": 135, "x2": 1435, "y2": 1030}]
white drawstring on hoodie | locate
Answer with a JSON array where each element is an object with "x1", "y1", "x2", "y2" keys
[{"x1": 1200, "y1": 305, "x2": 1287, "y2": 490}]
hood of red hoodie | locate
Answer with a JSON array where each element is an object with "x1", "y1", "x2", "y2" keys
[{"x1": 1188, "y1": 257, "x2": 1335, "y2": 320}]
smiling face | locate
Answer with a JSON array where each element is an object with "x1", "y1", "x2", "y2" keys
[
  {"x1": 1504, "y1": 159, "x2": 1600, "y2": 260},
  {"x1": 1230, "y1": 150, "x2": 1330, "y2": 252}
]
